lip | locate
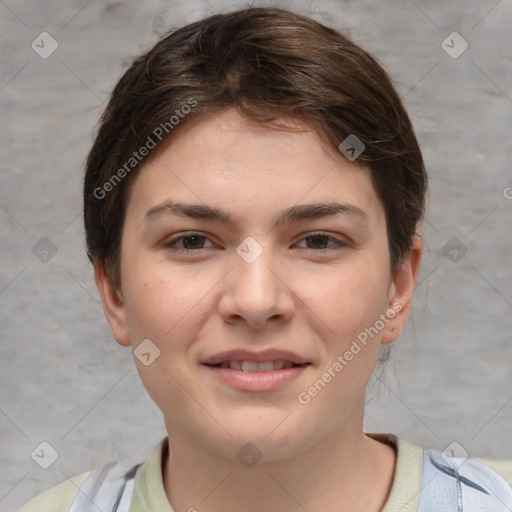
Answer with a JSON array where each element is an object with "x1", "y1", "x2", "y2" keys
[
  {"x1": 203, "y1": 364, "x2": 309, "y2": 392},
  {"x1": 201, "y1": 348, "x2": 311, "y2": 392},
  {"x1": 202, "y1": 348, "x2": 309, "y2": 366}
]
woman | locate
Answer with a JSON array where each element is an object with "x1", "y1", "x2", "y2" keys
[{"x1": 20, "y1": 6, "x2": 512, "y2": 511}]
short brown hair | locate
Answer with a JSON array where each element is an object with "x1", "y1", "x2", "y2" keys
[{"x1": 83, "y1": 6, "x2": 427, "y2": 289}]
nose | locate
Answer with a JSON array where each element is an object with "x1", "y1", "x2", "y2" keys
[{"x1": 217, "y1": 237, "x2": 296, "y2": 330}]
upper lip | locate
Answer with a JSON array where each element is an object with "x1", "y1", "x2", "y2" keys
[{"x1": 202, "y1": 349, "x2": 310, "y2": 366}]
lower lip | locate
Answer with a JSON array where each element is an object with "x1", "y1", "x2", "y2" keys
[{"x1": 203, "y1": 365, "x2": 308, "y2": 392}]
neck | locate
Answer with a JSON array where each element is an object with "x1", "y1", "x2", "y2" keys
[{"x1": 162, "y1": 419, "x2": 396, "y2": 512}]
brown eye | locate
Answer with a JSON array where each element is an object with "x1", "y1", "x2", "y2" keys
[
  {"x1": 165, "y1": 233, "x2": 213, "y2": 253},
  {"x1": 297, "y1": 233, "x2": 346, "y2": 251}
]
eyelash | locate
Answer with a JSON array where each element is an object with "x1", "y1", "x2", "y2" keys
[{"x1": 164, "y1": 232, "x2": 347, "y2": 254}]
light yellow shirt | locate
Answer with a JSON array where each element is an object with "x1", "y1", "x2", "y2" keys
[{"x1": 18, "y1": 434, "x2": 512, "y2": 512}]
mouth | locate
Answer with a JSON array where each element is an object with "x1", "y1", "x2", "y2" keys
[
  {"x1": 201, "y1": 350, "x2": 311, "y2": 391},
  {"x1": 205, "y1": 360, "x2": 309, "y2": 372}
]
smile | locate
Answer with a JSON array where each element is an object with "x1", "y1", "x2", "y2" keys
[
  {"x1": 203, "y1": 361, "x2": 310, "y2": 392},
  {"x1": 211, "y1": 360, "x2": 306, "y2": 372}
]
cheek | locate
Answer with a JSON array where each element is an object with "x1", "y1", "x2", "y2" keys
[
  {"x1": 120, "y1": 262, "x2": 203, "y2": 406},
  {"x1": 297, "y1": 258, "x2": 389, "y2": 415},
  {"x1": 308, "y1": 254, "x2": 390, "y2": 340},
  {"x1": 121, "y1": 255, "x2": 214, "y2": 344}
]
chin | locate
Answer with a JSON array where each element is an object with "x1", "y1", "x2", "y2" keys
[{"x1": 212, "y1": 417, "x2": 317, "y2": 462}]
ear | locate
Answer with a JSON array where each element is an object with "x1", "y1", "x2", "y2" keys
[
  {"x1": 94, "y1": 259, "x2": 131, "y2": 347},
  {"x1": 381, "y1": 235, "x2": 423, "y2": 345}
]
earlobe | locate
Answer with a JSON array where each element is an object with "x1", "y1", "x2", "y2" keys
[
  {"x1": 93, "y1": 260, "x2": 131, "y2": 347},
  {"x1": 381, "y1": 235, "x2": 423, "y2": 345}
]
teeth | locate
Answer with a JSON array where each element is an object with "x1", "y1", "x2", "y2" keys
[
  {"x1": 222, "y1": 360, "x2": 295, "y2": 372},
  {"x1": 230, "y1": 360, "x2": 242, "y2": 371},
  {"x1": 273, "y1": 360, "x2": 285, "y2": 370},
  {"x1": 241, "y1": 361, "x2": 259, "y2": 372},
  {"x1": 257, "y1": 361, "x2": 275, "y2": 372}
]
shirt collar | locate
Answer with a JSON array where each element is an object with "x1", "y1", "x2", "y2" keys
[{"x1": 130, "y1": 434, "x2": 423, "y2": 512}]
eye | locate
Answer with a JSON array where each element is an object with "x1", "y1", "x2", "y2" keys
[
  {"x1": 296, "y1": 233, "x2": 347, "y2": 251},
  {"x1": 164, "y1": 231, "x2": 347, "y2": 255},
  {"x1": 164, "y1": 233, "x2": 215, "y2": 253}
]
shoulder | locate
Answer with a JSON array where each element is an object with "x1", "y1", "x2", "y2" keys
[
  {"x1": 18, "y1": 472, "x2": 89, "y2": 512},
  {"x1": 19, "y1": 461, "x2": 141, "y2": 512},
  {"x1": 375, "y1": 433, "x2": 512, "y2": 512},
  {"x1": 418, "y1": 448, "x2": 512, "y2": 511},
  {"x1": 18, "y1": 438, "x2": 167, "y2": 512},
  {"x1": 474, "y1": 457, "x2": 512, "y2": 486}
]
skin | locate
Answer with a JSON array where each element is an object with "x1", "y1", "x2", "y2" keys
[{"x1": 95, "y1": 108, "x2": 422, "y2": 512}]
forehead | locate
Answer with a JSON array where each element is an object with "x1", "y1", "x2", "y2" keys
[{"x1": 125, "y1": 108, "x2": 385, "y2": 228}]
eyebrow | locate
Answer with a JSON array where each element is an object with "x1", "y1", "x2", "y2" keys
[{"x1": 144, "y1": 200, "x2": 368, "y2": 228}]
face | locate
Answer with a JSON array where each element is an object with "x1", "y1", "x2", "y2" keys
[{"x1": 96, "y1": 108, "x2": 421, "y2": 462}]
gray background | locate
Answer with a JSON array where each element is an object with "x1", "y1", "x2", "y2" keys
[{"x1": 1, "y1": 0, "x2": 511, "y2": 509}]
